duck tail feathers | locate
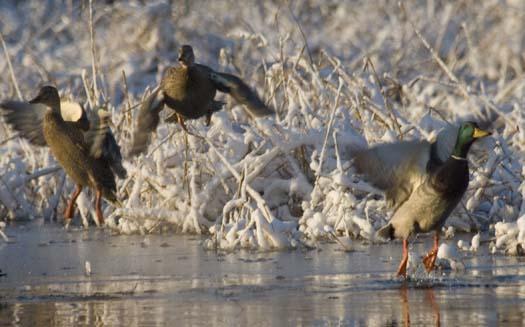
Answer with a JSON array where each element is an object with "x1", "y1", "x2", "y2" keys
[
  {"x1": 101, "y1": 188, "x2": 122, "y2": 208},
  {"x1": 376, "y1": 223, "x2": 395, "y2": 242},
  {"x1": 112, "y1": 163, "x2": 127, "y2": 180}
]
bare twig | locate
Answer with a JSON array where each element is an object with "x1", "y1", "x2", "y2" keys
[
  {"x1": 364, "y1": 57, "x2": 403, "y2": 138},
  {"x1": 0, "y1": 133, "x2": 21, "y2": 146},
  {"x1": 287, "y1": 1, "x2": 314, "y2": 68},
  {"x1": 204, "y1": 136, "x2": 275, "y2": 225},
  {"x1": 88, "y1": 0, "x2": 99, "y2": 105},
  {"x1": 0, "y1": 32, "x2": 23, "y2": 100},
  {"x1": 81, "y1": 69, "x2": 94, "y2": 110},
  {"x1": 315, "y1": 78, "x2": 343, "y2": 184},
  {"x1": 399, "y1": 1, "x2": 469, "y2": 99},
  {"x1": 147, "y1": 130, "x2": 175, "y2": 157}
]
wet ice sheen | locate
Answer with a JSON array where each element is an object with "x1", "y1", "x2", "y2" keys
[{"x1": 1, "y1": 224, "x2": 525, "y2": 326}]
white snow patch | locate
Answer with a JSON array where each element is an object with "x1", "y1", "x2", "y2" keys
[{"x1": 0, "y1": 1, "x2": 522, "y2": 253}]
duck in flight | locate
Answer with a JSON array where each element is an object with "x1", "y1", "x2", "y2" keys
[{"x1": 129, "y1": 44, "x2": 273, "y2": 156}]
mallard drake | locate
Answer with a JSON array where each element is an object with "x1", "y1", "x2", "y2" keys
[
  {"x1": 129, "y1": 44, "x2": 273, "y2": 156},
  {"x1": 354, "y1": 122, "x2": 490, "y2": 277},
  {"x1": 0, "y1": 86, "x2": 126, "y2": 225}
]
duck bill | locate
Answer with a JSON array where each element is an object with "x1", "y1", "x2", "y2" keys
[{"x1": 473, "y1": 128, "x2": 491, "y2": 139}]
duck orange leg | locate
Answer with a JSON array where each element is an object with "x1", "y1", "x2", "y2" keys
[
  {"x1": 397, "y1": 239, "x2": 409, "y2": 277},
  {"x1": 64, "y1": 184, "x2": 83, "y2": 221},
  {"x1": 176, "y1": 113, "x2": 204, "y2": 139},
  {"x1": 205, "y1": 111, "x2": 212, "y2": 126},
  {"x1": 422, "y1": 232, "x2": 439, "y2": 272},
  {"x1": 176, "y1": 113, "x2": 190, "y2": 133},
  {"x1": 95, "y1": 188, "x2": 104, "y2": 226}
]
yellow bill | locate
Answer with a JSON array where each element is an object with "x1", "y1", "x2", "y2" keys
[{"x1": 473, "y1": 127, "x2": 491, "y2": 139}]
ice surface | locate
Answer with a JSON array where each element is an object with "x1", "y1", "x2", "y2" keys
[{"x1": 0, "y1": 225, "x2": 524, "y2": 325}]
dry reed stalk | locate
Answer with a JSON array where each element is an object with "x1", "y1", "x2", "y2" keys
[{"x1": 0, "y1": 32, "x2": 23, "y2": 101}]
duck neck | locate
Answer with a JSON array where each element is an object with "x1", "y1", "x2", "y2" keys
[
  {"x1": 451, "y1": 138, "x2": 473, "y2": 160},
  {"x1": 46, "y1": 106, "x2": 64, "y2": 122}
]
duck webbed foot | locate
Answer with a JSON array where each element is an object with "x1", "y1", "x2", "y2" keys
[
  {"x1": 422, "y1": 250, "x2": 437, "y2": 272},
  {"x1": 422, "y1": 232, "x2": 440, "y2": 272}
]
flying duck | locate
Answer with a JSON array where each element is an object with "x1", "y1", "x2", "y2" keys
[{"x1": 129, "y1": 44, "x2": 273, "y2": 156}]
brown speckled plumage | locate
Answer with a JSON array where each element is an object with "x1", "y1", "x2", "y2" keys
[
  {"x1": 42, "y1": 109, "x2": 117, "y2": 202},
  {"x1": 1, "y1": 86, "x2": 125, "y2": 225},
  {"x1": 162, "y1": 63, "x2": 219, "y2": 121},
  {"x1": 129, "y1": 45, "x2": 273, "y2": 156}
]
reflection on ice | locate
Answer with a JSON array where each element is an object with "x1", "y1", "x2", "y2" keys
[{"x1": 1, "y1": 225, "x2": 525, "y2": 325}]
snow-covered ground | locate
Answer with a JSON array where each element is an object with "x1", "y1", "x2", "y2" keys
[{"x1": 0, "y1": 0, "x2": 524, "y2": 252}]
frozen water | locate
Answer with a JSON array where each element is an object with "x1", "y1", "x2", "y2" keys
[
  {"x1": 1, "y1": 223, "x2": 525, "y2": 325},
  {"x1": 0, "y1": 0, "x2": 524, "y2": 323}
]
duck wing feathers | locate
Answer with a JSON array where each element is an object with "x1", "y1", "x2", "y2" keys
[
  {"x1": 209, "y1": 71, "x2": 274, "y2": 117},
  {"x1": 0, "y1": 101, "x2": 48, "y2": 146},
  {"x1": 1, "y1": 100, "x2": 92, "y2": 146},
  {"x1": 129, "y1": 85, "x2": 165, "y2": 157},
  {"x1": 354, "y1": 140, "x2": 432, "y2": 210},
  {"x1": 84, "y1": 109, "x2": 127, "y2": 179},
  {"x1": 354, "y1": 125, "x2": 461, "y2": 210}
]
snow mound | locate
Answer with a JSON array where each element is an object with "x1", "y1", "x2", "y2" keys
[{"x1": 0, "y1": 1, "x2": 523, "y2": 251}]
